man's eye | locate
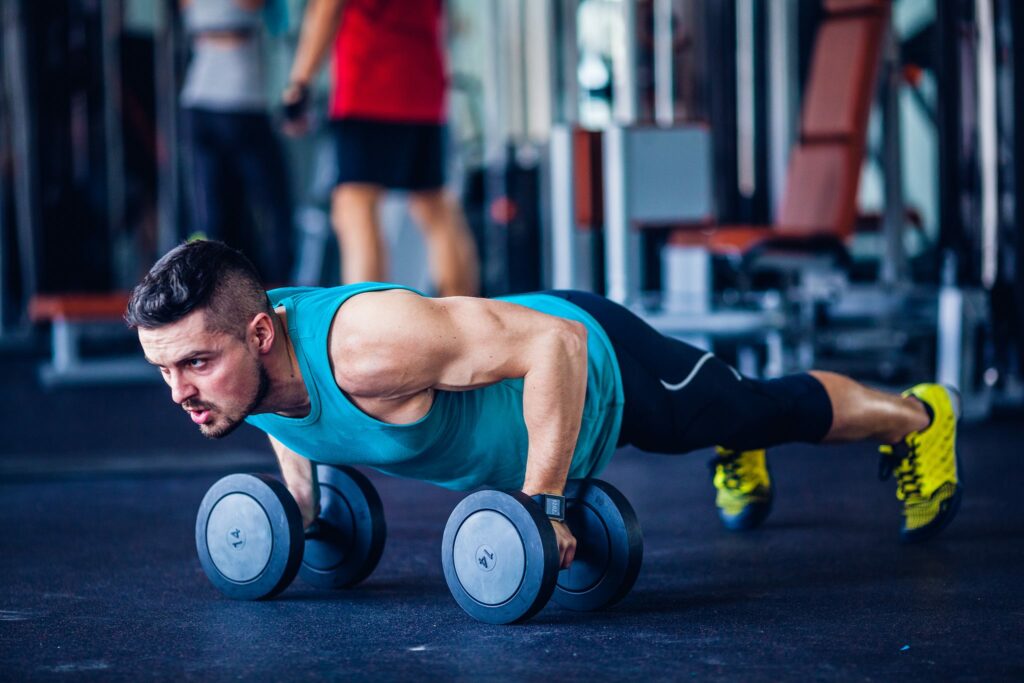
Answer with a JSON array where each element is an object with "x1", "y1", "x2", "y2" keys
[{"x1": 189, "y1": 359, "x2": 206, "y2": 368}]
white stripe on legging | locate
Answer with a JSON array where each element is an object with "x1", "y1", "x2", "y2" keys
[{"x1": 659, "y1": 352, "x2": 741, "y2": 391}]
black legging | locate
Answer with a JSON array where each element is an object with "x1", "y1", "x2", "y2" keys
[{"x1": 545, "y1": 291, "x2": 833, "y2": 454}]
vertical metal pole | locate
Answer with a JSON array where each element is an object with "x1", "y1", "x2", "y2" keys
[
  {"x1": 767, "y1": 0, "x2": 797, "y2": 218},
  {"x1": 553, "y1": 0, "x2": 579, "y2": 126},
  {"x1": 935, "y1": 0, "x2": 963, "y2": 262},
  {"x1": 543, "y1": 0, "x2": 579, "y2": 290},
  {"x1": 937, "y1": 252, "x2": 964, "y2": 388},
  {"x1": 1, "y1": 0, "x2": 38, "y2": 300},
  {"x1": 101, "y1": 0, "x2": 125, "y2": 265},
  {"x1": 481, "y1": 0, "x2": 510, "y2": 294},
  {"x1": 529, "y1": 0, "x2": 557, "y2": 288},
  {"x1": 0, "y1": 52, "x2": 6, "y2": 330},
  {"x1": 612, "y1": 0, "x2": 638, "y2": 124},
  {"x1": 524, "y1": 0, "x2": 553, "y2": 142},
  {"x1": 550, "y1": 125, "x2": 577, "y2": 290},
  {"x1": 880, "y1": 25, "x2": 906, "y2": 286},
  {"x1": 509, "y1": 1, "x2": 528, "y2": 144},
  {"x1": 976, "y1": 0, "x2": 999, "y2": 289},
  {"x1": 603, "y1": 125, "x2": 639, "y2": 305},
  {"x1": 736, "y1": 0, "x2": 756, "y2": 198},
  {"x1": 154, "y1": 0, "x2": 180, "y2": 255},
  {"x1": 480, "y1": 1, "x2": 505, "y2": 167},
  {"x1": 653, "y1": 0, "x2": 674, "y2": 127}
]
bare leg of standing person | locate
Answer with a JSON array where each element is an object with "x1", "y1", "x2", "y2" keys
[
  {"x1": 332, "y1": 183, "x2": 387, "y2": 284},
  {"x1": 408, "y1": 188, "x2": 480, "y2": 297}
]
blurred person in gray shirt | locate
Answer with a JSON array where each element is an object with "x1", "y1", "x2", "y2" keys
[{"x1": 180, "y1": 0, "x2": 294, "y2": 284}]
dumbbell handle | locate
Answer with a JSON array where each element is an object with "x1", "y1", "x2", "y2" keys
[{"x1": 304, "y1": 518, "x2": 345, "y2": 545}]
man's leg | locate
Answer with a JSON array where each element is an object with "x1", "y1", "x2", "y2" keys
[
  {"x1": 546, "y1": 290, "x2": 961, "y2": 541},
  {"x1": 408, "y1": 189, "x2": 479, "y2": 297},
  {"x1": 810, "y1": 371, "x2": 929, "y2": 442},
  {"x1": 331, "y1": 183, "x2": 387, "y2": 284}
]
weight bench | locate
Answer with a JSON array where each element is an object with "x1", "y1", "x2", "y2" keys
[
  {"x1": 666, "y1": 0, "x2": 888, "y2": 268},
  {"x1": 28, "y1": 292, "x2": 157, "y2": 385}
]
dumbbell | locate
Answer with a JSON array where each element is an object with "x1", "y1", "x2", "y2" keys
[
  {"x1": 195, "y1": 464, "x2": 386, "y2": 600},
  {"x1": 441, "y1": 478, "x2": 643, "y2": 624}
]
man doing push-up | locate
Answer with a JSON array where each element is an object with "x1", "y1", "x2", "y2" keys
[{"x1": 127, "y1": 240, "x2": 962, "y2": 569}]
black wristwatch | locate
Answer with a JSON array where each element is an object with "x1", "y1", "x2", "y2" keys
[{"x1": 531, "y1": 493, "x2": 566, "y2": 522}]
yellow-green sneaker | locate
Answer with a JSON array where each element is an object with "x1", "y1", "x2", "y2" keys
[
  {"x1": 710, "y1": 447, "x2": 773, "y2": 531},
  {"x1": 878, "y1": 383, "x2": 963, "y2": 543}
]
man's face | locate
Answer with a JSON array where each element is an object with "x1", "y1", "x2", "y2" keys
[{"x1": 138, "y1": 310, "x2": 269, "y2": 439}]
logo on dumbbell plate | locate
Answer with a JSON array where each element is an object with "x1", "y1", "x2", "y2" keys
[
  {"x1": 475, "y1": 545, "x2": 496, "y2": 572},
  {"x1": 227, "y1": 527, "x2": 246, "y2": 550}
]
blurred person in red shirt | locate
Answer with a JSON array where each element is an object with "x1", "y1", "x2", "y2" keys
[{"x1": 282, "y1": 0, "x2": 479, "y2": 296}]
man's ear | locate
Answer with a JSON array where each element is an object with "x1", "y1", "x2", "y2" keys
[{"x1": 249, "y1": 312, "x2": 276, "y2": 354}]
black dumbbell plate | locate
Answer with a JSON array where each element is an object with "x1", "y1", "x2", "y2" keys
[
  {"x1": 300, "y1": 465, "x2": 387, "y2": 588},
  {"x1": 195, "y1": 473, "x2": 304, "y2": 600},
  {"x1": 442, "y1": 490, "x2": 558, "y2": 624},
  {"x1": 553, "y1": 479, "x2": 643, "y2": 611}
]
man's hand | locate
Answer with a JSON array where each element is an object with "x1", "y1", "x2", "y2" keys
[
  {"x1": 552, "y1": 519, "x2": 577, "y2": 569},
  {"x1": 280, "y1": 82, "x2": 311, "y2": 137}
]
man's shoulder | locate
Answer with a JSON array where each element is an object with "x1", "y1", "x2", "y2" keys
[
  {"x1": 328, "y1": 288, "x2": 427, "y2": 373},
  {"x1": 334, "y1": 287, "x2": 426, "y2": 323}
]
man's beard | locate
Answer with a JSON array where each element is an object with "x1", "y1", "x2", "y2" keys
[{"x1": 199, "y1": 361, "x2": 271, "y2": 440}]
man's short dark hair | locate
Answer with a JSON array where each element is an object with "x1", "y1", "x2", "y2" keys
[{"x1": 125, "y1": 240, "x2": 272, "y2": 338}]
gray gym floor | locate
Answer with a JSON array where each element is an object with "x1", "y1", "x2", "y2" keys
[{"x1": 2, "y1": 349, "x2": 1023, "y2": 681}]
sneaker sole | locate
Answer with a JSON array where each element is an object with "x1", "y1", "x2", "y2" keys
[
  {"x1": 900, "y1": 480, "x2": 962, "y2": 544},
  {"x1": 720, "y1": 497, "x2": 773, "y2": 531}
]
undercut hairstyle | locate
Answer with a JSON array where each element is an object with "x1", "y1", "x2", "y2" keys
[{"x1": 125, "y1": 240, "x2": 272, "y2": 338}]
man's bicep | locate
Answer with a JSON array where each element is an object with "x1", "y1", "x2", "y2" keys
[
  {"x1": 420, "y1": 298, "x2": 556, "y2": 390},
  {"x1": 337, "y1": 292, "x2": 560, "y2": 393}
]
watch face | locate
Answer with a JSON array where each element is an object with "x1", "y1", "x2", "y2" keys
[
  {"x1": 544, "y1": 497, "x2": 564, "y2": 519},
  {"x1": 531, "y1": 494, "x2": 565, "y2": 520}
]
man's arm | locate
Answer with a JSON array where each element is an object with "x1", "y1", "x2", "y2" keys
[
  {"x1": 333, "y1": 291, "x2": 588, "y2": 566},
  {"x1": 287, "y1": 0, "x2": 345, "y2": 87},
  {"x1": 269, "y1": 435, "x2": 320, "y2": 529}
]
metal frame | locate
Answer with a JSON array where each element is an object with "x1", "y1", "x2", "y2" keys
[
  {"x1": 1, "y1": 0, "x2": 39, "y2": 326},
  {"x1": 40, "y1": 318, "x2": 157, "y2": 386},
  {"x1": 549, "y1": 125, "x2": 586, "y2": 290},
  {"x1": 154, "y1": 0, "x2": 181, "y2": 255}
]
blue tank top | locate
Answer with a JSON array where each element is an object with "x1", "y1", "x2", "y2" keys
[{"x1": 245, "y1": 284, "x2": 624, "y2": 491}]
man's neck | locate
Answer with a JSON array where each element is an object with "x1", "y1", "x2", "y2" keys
[{"x1": 257, "y1": 310, "x2": 311, "y2": 418}]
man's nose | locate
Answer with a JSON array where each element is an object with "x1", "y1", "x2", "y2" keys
[{"x1": 169, "y1": 373, "x2": 197, "y2": 405}]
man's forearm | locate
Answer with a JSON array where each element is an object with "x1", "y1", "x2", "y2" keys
[
  {"x1": 288, "y1": 0, "x2": 345, "y2": 85},
  {"x1": 270, "y1": 438, "x2": 320, "y2": 524},
  {"x1": 520, "y1": 323, "x2": 588, "y2": 496}
]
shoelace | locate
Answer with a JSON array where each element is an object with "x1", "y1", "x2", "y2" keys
[{"x1": 878, "y1": 441, "x2": 924, "y2": 500}]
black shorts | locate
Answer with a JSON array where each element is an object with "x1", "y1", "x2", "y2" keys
[
  {"x1": 544, "y1": 291, "x2": 834, "y2": 454},
  {"x1": 330, "y1": 117, "x2": 446, "y2": 191}
]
